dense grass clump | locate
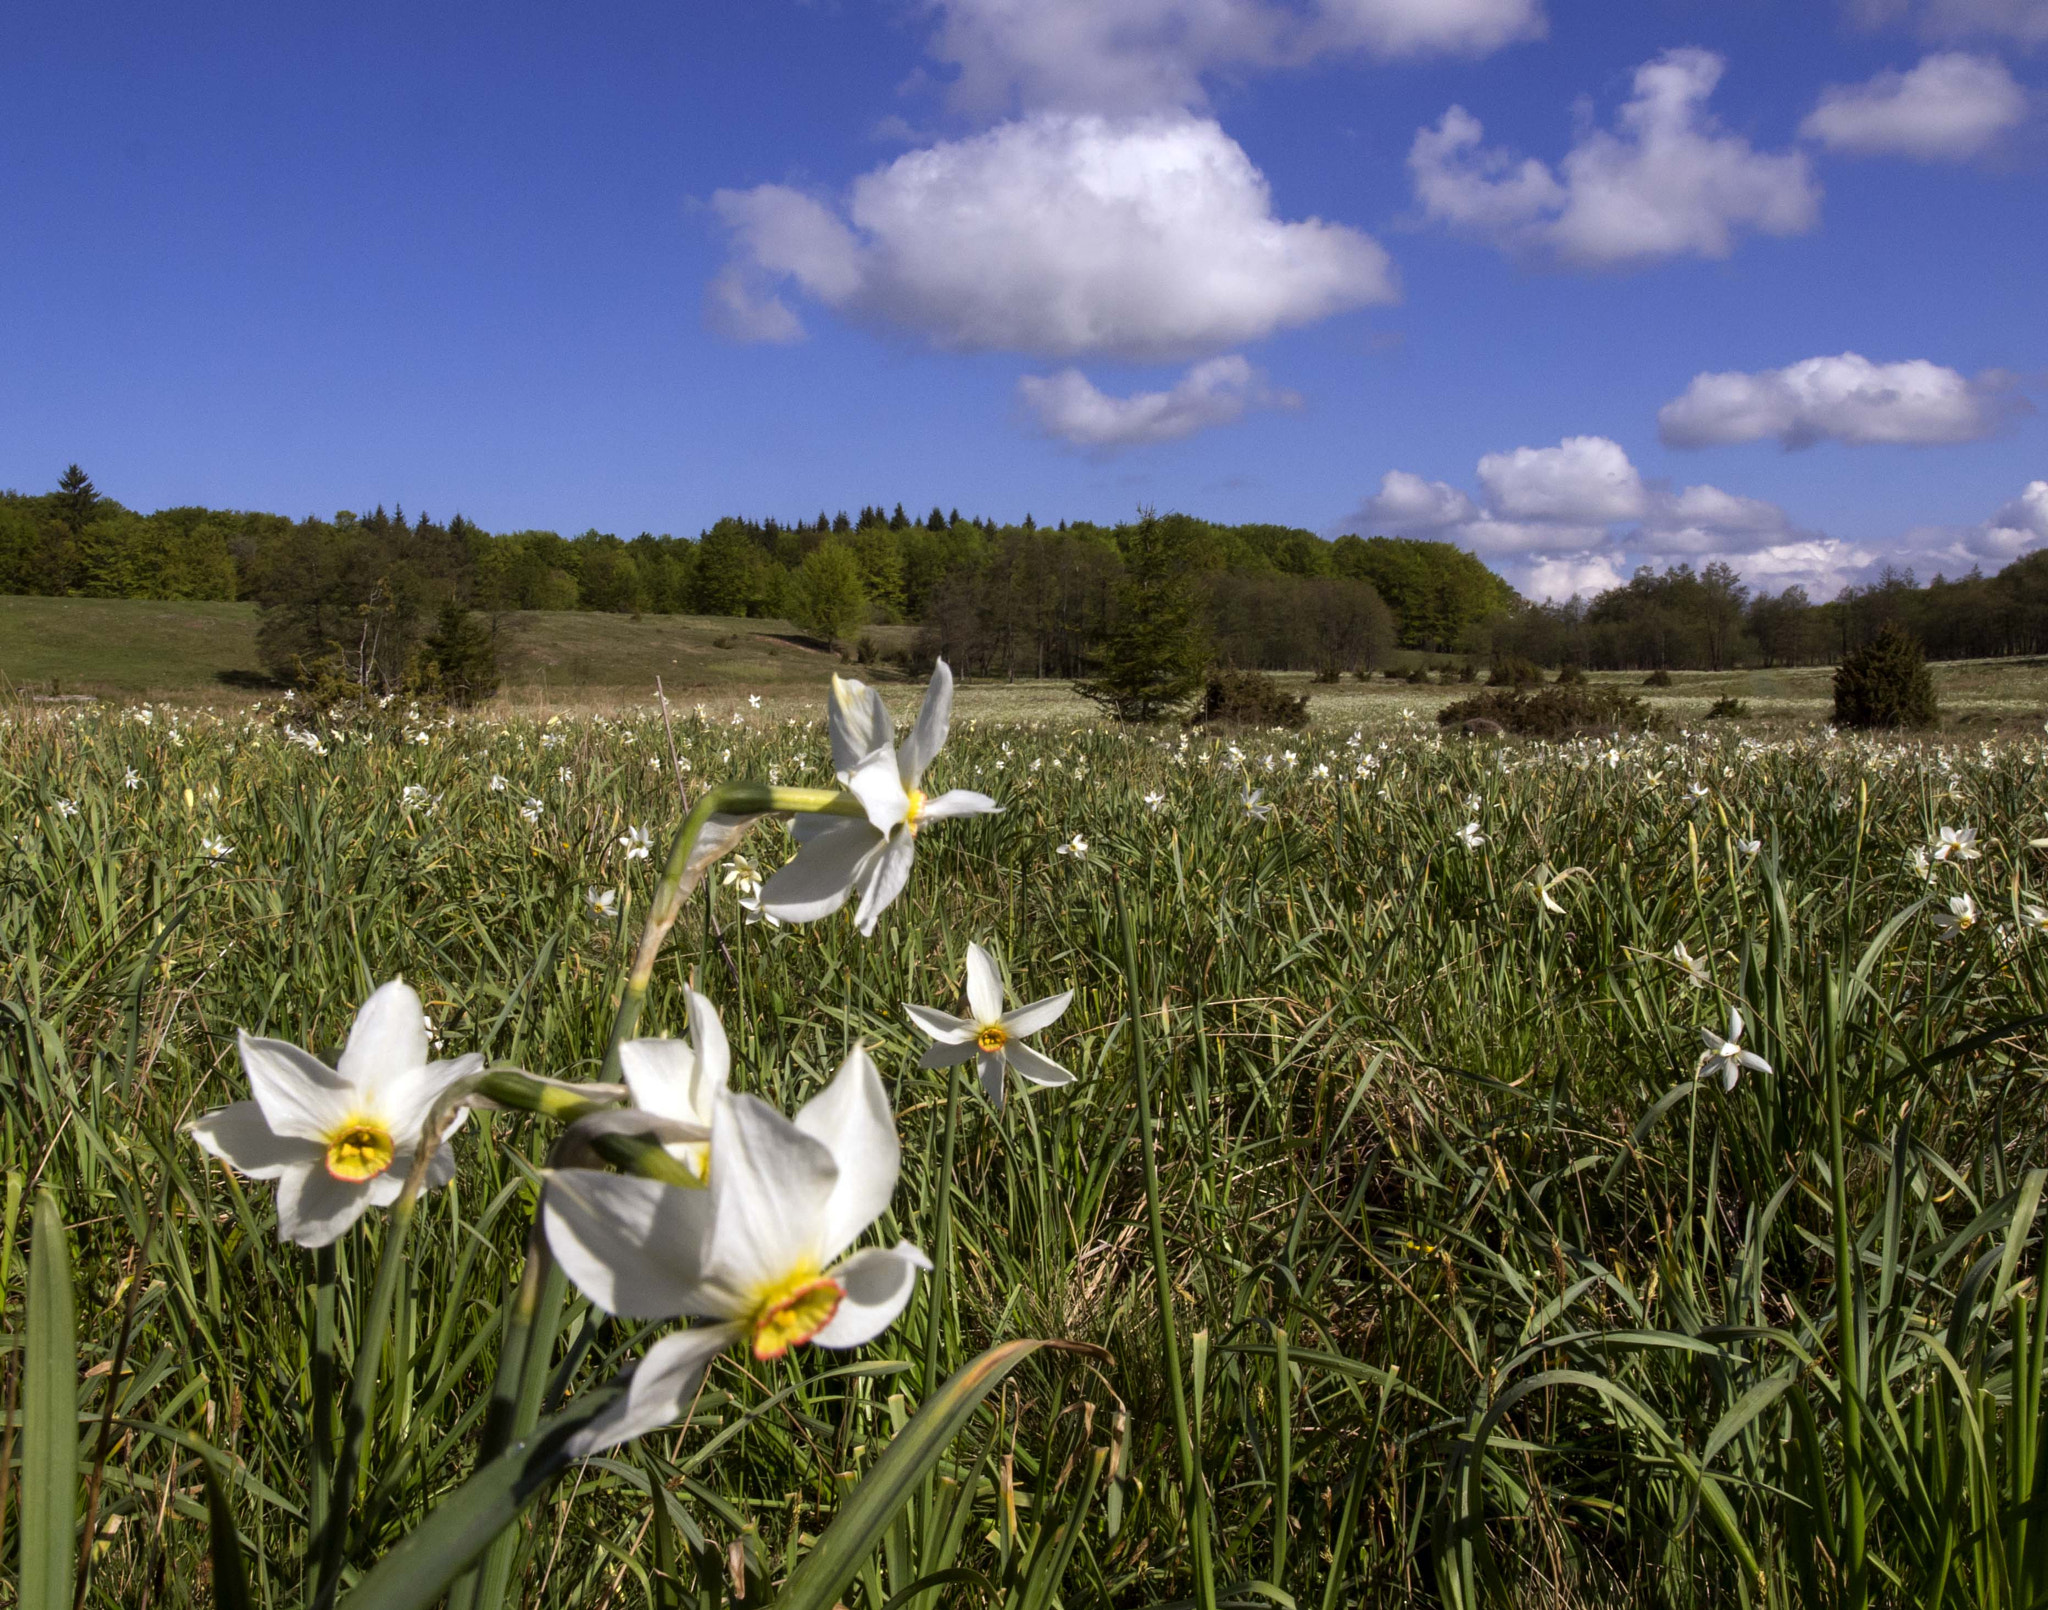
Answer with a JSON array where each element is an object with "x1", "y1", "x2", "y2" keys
[{"x1": 5, "y1": 693, "x2": 2048, "y2": 1607}]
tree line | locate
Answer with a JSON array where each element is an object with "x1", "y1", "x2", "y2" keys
[{"x1": 7, "y1": 465, "x2": 2040, "y2": 691}]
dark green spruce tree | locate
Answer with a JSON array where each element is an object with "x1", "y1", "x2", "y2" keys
[
  {"x1": 55, "y1": 464, "x2": 99, "y2": 530},
  {"x1": 1076, "y1": 512, "x2": 1211, "y2": 721},
  {"x1": 1833, "y1": 621, "x2": 1938, "y2": 729},
  {"x1": 416, "y1": 601, "x2": 500, "y2": 707}
]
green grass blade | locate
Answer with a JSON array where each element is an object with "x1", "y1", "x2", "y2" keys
[
  {"x1": 200, "y1": 1456, "x2": 254, "y2": 1610},
  {"x1": 21, "y1": 1189, "x2": 78, "y2": 1610},
  {"x1": 774, "y1": 1339, "x2": 1104, "y2": 1610}
]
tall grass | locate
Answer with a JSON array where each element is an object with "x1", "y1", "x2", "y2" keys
[{"x1": 3, "y1": 695, "x2": 2045, "y2": 1606}]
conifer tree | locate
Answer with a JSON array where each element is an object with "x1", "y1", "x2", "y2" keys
[
  {"x1": 55, "y1": 464, "x2": 98, "y2": 530},
  {"x1": 1076, "y1": 512, "x2": 1211, "y2": 721}
]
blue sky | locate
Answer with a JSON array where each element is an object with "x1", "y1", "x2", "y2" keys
[{"x1": 2, "y1": 0, "x2": 2042, "y2": 598}]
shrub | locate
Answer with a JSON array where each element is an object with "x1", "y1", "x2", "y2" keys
[
  {"x1": 1437, "y1": 684, "x2": 1656, "y2": 739},
  {"x1": 1555, "y1": 662, "x2": 1586, "y2": 685},
  {"x1": 413, "y1": 603, "x2": 499, "y2": 708},
  {"x1": 1706, "y1": 696, "x2": 1748, "y2": 720},
  {"x1": 1834, "y1": 624, "x2": 1938, "y2": 729},
  {"x1": 1313, "y1": 666, "x2": 1341, "y2": 684},
  {"x1": 1190, "y1": 668, "x2": 1309, "y2": 730},
  {"x1": 1643, "y1": 668, "x2": 1674, "y2": 687},
  {"x1": 1458, "y1": 663, "x2": 1477, "y2": 683},
  {"x1": 1488, "y1": 656, "x2": 1543, "y2": 688},
  {"x1": 1405, "y1": 664, "x2": 1432, "y2": 685}
]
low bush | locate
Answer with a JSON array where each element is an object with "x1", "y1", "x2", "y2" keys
[
  {"x1": 1706, "y1": 696, "x2": 1749, "y2": 720},
  {"x1": 1437, "y1": 683, "x2": 1657, "y2": 738},
  {"x1": 1555, "y1": 662, "x2": 1586, "y2": 685},
  {"x1": 1488, "y1": 656, "x2": 1544, "y2": 688},
  {"x1": 1643, "y1": 668, "x2": 1674, "y2": 687},
  {"x1": 1190, "y1": 668, "x2": 1309, "y2": 729}
]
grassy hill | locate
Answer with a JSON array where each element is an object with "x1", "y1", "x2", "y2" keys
[{"x1": 0, "y1": 595, "x2": 856, "y2": 699}]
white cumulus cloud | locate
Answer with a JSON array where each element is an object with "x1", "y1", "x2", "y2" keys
[
  {"x1": 923, "y1": 0, "x2": 1544, "y2": 117},
  {"x1": 1409, "y1": 48, "x2": 1821, "y2": 266},
  {"x1": 1848, "y1": 0, "x2": 2048, "y2": 47},
  {"x1": 1658, "y1": 352, "x2": 2028, "y2": 448},
  {"x1": 709, "y1": 113, "x2": 1397, "y2": 360},
  {"x1": 1477, "y1": 435, "x2": 1649, "y2": 522},
  {"x1": 1017, "y1": 355, "x2": 1295, "y2": 447},
  {"x1": 1801, "y1": 52, "x2": 2027, "y2": 159},
  {"x1": 1355, "y1": 469, "x2": 1480, "y2": 530}
]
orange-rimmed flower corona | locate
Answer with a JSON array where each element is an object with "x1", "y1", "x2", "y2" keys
[{"x1": 541, "y1": 1045, "x2": 929, "y2": 1458}]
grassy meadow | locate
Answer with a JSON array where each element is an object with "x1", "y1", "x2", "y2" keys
[{"x1": 6, "y1": 678, "x2": 2048, "y2": 1608}]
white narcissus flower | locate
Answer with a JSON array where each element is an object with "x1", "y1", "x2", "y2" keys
[
  {"x1": 1736, "y1": 837, "x2": 1762, "y2": 857},
  {"x1": 904, "y1": 942, "x2": 1075, "y2": 1113},
  {"x1": 1932, "y1": 894, "x2": 1978, "y2": 939},
  {"x1": 1056, "y1": 833, "x2": 1088, "y2": 859},
  {"x1": 759, "y1": 661, "x2": 997, "y2": 936},
  {"x1": 1243, "y1": 789, "x2": 1272, "y2": 821},
  {"x1": 188, "y1": 980, "x2": 481, "y2": 1247},
  {"x1": 1142, "y1": 791, "x2": 1165, "y2": 812},
  {"x1": 1933, "y1": 827, "x2": 1980, "y2": 862},
  {"x1": 1672, "y1": 941, "x2": 1711, "y2": 988},
  {"x1": 1697, "y1": 1007, "x2": 1770, "y2": 1092},
  {"x1": 2022, "y1": 902, "x2": 2048, "y2": 938},
  {"x1": 617, "y1": 985, "x2": 728, "y2": 1180},
  {"x1": 620, "y1": 825, "x2": 652, "y2": 861},
  {"x1": 541, "y1": 1047, "x2": 929, "y2": 1457},
  {"x1": 1456, "y1": 821, "x2": 1485, "y2": 850},
  {"x1": 588, "y1": 887, "x2": 619, "y2": 920}
]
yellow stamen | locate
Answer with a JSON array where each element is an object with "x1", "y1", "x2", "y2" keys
[
  {"x1": 750, "y1": 1275, "x2": 843, "y2": 1360},
  {"x1": 904, "y1": 788, "x2": 927, "y2": 835},
  {"x1": 976, "y1": 1023, "x2": 1009, "y2": 1054},
  {"x1": 325, "y1": 1122, "x2": 395, "y2": 1183}
]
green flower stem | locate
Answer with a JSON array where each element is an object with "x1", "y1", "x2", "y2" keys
[
  {"x1": 312, "y1": 1080, "x2": 480, "y2": 1610},
  {"x1": 1115, "y1": 879, "x2": 1217, "y2": 1610},
  {"x1": 1824, "y1": 971, "x2": 1869, "y2": 1610},
  {"x1": 921, "y1": 1065, "x2": 963, "y2": 1404},
  {"x1": 603, "y1": 782, "x2": 862, "y2": 1077},
  {"x1": 309, "y1": 1244, "x2": 338, "y2": 1552}
]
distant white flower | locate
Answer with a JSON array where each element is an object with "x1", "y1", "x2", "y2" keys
[
  {"x1": 520, "y1": 797, "x2": 544, "y2": 824},
  {"x1": 2022, "y1": 902, "x2": 2048, "y2": 938},
  {"x1": 1932, "y1": 827, "x2": 1980, "y2": 863},
  {"x1": 620, "y1": 825, "x2": 652, "y2": 862},
  {"x1": 758, "y1": 662, "x2": 998, "y2": 936},
  {"x1": 188, "y1": 979, "x2": 480, "y2": 1247},
  {"x1": 1687, "y1": 781, "x2": 1710, "y2": 802},
  {"x1": 541, "y1": 1047, "x2": 927, "y2": 1457},
  {"x1": 1455, "y1": 821, "x2": 1486, "y2": 850},
  {"x1": 1244, "y1": 789, "x2": 1273, "y2": 821},
  {"x1": 721, "y1": 855, "x2": 765, "y2": 899},
  {"x1": 1671, "y1": 941, "x2": 1711, "y2": 988},
  {"x1": 54, "y1": 797, "x2": 79, "y2": 818},
  {"x1": 1056, "y1": 833, "x2": 1089, "y2": 859},
  {"x1": 124, "y1": 769, "x2": 142, "y2": 790},
  {"x1": 1143, "y1": 790, "x2": 1165, "y2": 811},
  {"x1": 401, "y1": 784, "x2": 434, "y2": 811},
  {"x1": 1905, "y1": 845, "x2": 1934, "y2": 882},
  {"x1": 587, "y1": 887, "x2": 619, "y2": 920},
  {"x1": 1697, "y1": 1007, "x2": 1770, "y2": 1092},
  {"x1": 1312, "y1": 763, "x2": 1330, "y2": 780},
  {"x1": 489, "y1": 774, "x2": 508, "y2": 792},
  {"x1": 747, "y1": 694, "x2": 762, "y2": 709},
  {"x1": 1932, "y1": 894, "x2": 1978, "y2": 940},
  {"x1": 557, "y1": 766, "x2": 574, "y2": 784},
  {"x1": 904, "y1": 942, "x2": 1074, "y2": 1113},
  {"x1": 200, "y1": 836, "x2": 234, "y2": 863},
  {"x1": 1464, "y1": 793, "x2": 1482, "y2": 811},
  {"x1": 1530, "y1": 864, "x2": 1587, "y2": 914},
  {"x1": 1736, "y1": 837, "x2": 1761, "y2": 857}
]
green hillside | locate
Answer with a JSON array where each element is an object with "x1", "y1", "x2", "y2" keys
[{"x1": 0, "y1": 594, "x2": 855, "y2": 698}]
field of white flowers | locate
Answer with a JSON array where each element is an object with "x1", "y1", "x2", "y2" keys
[{"x1": 5, "y1": 671, "x2": 2048, "y2": 1610}]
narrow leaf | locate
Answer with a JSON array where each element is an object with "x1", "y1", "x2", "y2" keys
[
  {"x1": 22, "y1": 1189, "x2": 77, "y2": 1610},
  {"x1": 201, "y1": 1458, "x2": 253, "y2": 1610}
]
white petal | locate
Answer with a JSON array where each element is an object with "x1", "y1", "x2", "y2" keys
[
  {"x1": 999, "y1": 990, "x2": 1073, "y2": 1039},
  {"x1": 1003, "y1": 1040, "x2": 1074, "y2": 1090},
  {"x1": 1720, "y1": 1062, "x2": 1740, "y2": 1093},
  {"x1": 977, "y1": 1050, "x2": 1008, "y2": 1111},
  {"x1": 685, "y1": 985, "x2": 731, "y2": 1098},
  {"x1": 847, "y1": 748, "x2": 912, "y2": 834},
  {"x1": 903, "y1": 1003, "x2": 975, "y2": 1045},
  {"x1": 792, "y1": 1046, "x2": 900, "y2": 1265},
  {"x1": 237, "y1": 1030, "x2": 357, "y2": 1143},
  {"x1": 852, "y1": 831, "x2": 916, "y2": 937},
  {"x1": 274, "y1": 1164, "x2": 379, "y2": 1248},
  {"x1": 704, "y1": 1094, "x2": 837, "y2": 1299},
  {"x1": 1698, "y1": 1027, "x2": 1722, "y2": 1053},
  {"x1": 620, "y1": 1038, "x2": 701, "y2": 1124},
  {"x1": 337, "y1": 980, "x2": 431, "y2": 1088},
  {"x1": 190, "y1": 1102, "x2": 325, "y2": 1180},
  {"x1": 829, "y1": 676, "x2": 895, "y2": 777},
  {"x1": 898, "y1": 660, "x2": 953, "y2": 789},
  {"x1": 812, "y1": 1243, "x2": 930, "y2": 1350},
  {"x1": 1739, "y1": 1051, "x2": 1773, "y2": 1076},
  {"x1": 758, "y1": 821, "x2": 880, "y2": 924},
  {"x1": 915, "y1": 790, "x2": 1000, "y2": 823},
  {"x1": 964, "y1": 943, "x2": 1005, "y2": 1027},
  {"x1": 563, "y1": 1322, "x2": 744, "y2": 1460},
  {"x1": 375, "y1": 1052, "x2": 485, "y2": 1147},
  {"x1": 919, "y1": 1039, "x2": 978, "y2": 1070},
  {"x1": 1727, "y1": 1006, "x2": 1745, "y2": 1043},
  {"x1": 542, "y1": 1169, "x2": 722, "y2": 1321}
]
